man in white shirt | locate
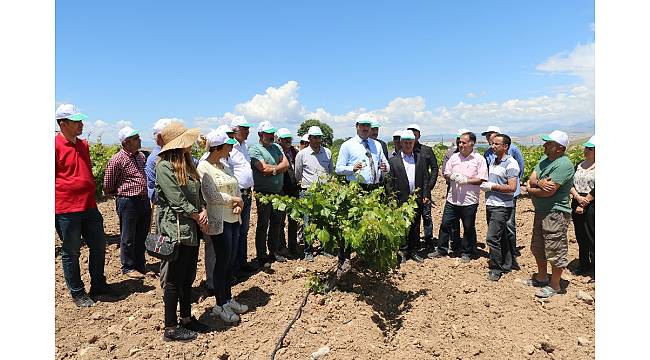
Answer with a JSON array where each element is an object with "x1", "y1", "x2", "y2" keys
[{"x1": 227, "y1": 116, "x2": 257, "y2": 276}]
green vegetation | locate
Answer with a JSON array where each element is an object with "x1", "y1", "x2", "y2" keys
[
  {"x1": 297, "y1": 119, "x2": 334, "y2": 147},
  {"x1": 88, "y1": 142, "x2": 121, "y2": 198},
  {"x1": 259, "y1": 177, "x2": 418, "y2": 272}
]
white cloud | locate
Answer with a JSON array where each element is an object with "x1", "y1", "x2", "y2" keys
[
  {"x1": 185, "y1": 42, "x2": 594, "y2": 141},
  {"x1": 115, "y1": 120, "x2": 132, "y2": 128},
  {"x1": 536, "y1": 42, "x2": 595, "y2": 88}
]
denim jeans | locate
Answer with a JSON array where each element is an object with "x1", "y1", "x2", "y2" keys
[
  {"x1": 233, "y1": 190, "x2": 252, "y2": 274},
  {"x1": 486, "y1": 205, "x2": 514, "y2": 275},
  {"x1": 437, "y1": 202, "x2": 478, "y2": 256},
  {"x1": 55, "y1": 208, "x2": 107, "y2": 297},
  {"x1": 116, "y1": 196, "x2": 151, "y2": 274},
  {"x1": 211, "y1": 222, "x2": 240, "y2": 306},
  {"x1": 506, "y1": 196, "x2": 519, "y2": 257},
  {"x1": 255, "y1": 193, "x2": 285, "y2": 260},
  {"x1": 161, "y1": 244, "x2": 199, "y2": 327}
]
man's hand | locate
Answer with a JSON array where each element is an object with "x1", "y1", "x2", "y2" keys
[
  {"x1": 538, "y1": 178, "x2": 555, "y2": 192},
  {"x1": 379, "y1": 161, "x2": 388, "y2": 172},
  {"x1": 422, "y1": 197, "x2": 430, "y2": 205},
  {"x1": 353, "y1": 161, "x2": 364, "y2": 171},
  {"x1": 575, "y1": 205, "x2": 584, "y2": 214},
  {"x1": 575, "y1": 195, "x2": 589, "y2": 207},
  {"x1": 450, "y1": 173, "x2": 468, "y2": 184},
  {"x1": 480, "y1": 182, "x2": 494, "y2": 192}
]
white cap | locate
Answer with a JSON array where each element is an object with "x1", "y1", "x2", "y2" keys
[
  {"x1": 583, "y1": 135, "x2": 595, "y2": 148},
  {"x1": 541, "y1": 130, "x2": 569, "y2": 148},
  {"x1": 257, "y1": 121, "x2": 276, "y2": 134},
  {"x1": 152, "y1": 118, "x2": 175, "y2": 135},
  {"x1": 118, "y1": 126, "x2": 139, "y2": 142},
  {"x1": 55, "y1": 103, "x2": 87, "y2": 121},
  {"x1": 392, "y1": 130, "x2": 402, "y2": 137},
  {"x1": 457, "y1": 128, "x2": 471, "y2": 137},
  {"x1": 230, "y1": 115, "x2": 253, "y2": 128},
  {"x1": 307, "y1": 126, "x2": 323, "y2": 136},
  {"x1": 216, "y1": 124, "x2": 234, "y2": 134},
  {"x1": 481, "y1": 125, "x2": 501, "y2": 136},
  {"x1": 370, "y1": 121, "x2": 381, "y2": 128},
  {"x1": 206, "y1": 129, "x2": 238, "y2": 147},
  {"x1": 406, "y1": 123, "x2": 421, "y2": 132},
  {"x1": 401, "y1": 130, "x2": 416, "y2": 140},
  {"x1": 301, "y1": 134, "x2": 310, "y2": 142},
  {"x1": 276, "y1": 128, "x2": 292, "y2": 139}
]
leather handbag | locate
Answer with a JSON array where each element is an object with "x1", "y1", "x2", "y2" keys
[{"x1": 145, "y1": 212, "x2": 180, "y2": 262}]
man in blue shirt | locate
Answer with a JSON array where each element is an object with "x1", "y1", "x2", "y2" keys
[
  {"x1": 334, "y1": 118, "x2": 390, "y2": 270},
  {"x1": 145, "y1": 118, "x2": 177, "y2": 203},
  {"x1": 335, "y1": 118, "x2": 390, "y2": 189},
  {"x1": 481, "y1": 126, "x2": 525, "y2": 264}
]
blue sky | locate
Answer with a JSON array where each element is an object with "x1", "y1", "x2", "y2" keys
[{"x1": 56, "y1": 0, "x2": 595, "y2": 145}]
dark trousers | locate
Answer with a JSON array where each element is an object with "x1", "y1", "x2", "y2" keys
[
  {"x1": 255, "y1": 194, "x2": 285, "y2": 260},
  {"x1": 162, "y1": 244, "x2": 199, "y2": 327},
  {"x1": 506, "y1": 196, "x2": 519, "y2": 257},
  {"x1": 486, "y1": 206, "x2": 514, "y2": 275},
  {"x1": 402, "y1": 204, "x2": 423, "y2": 254},
  {"x1": 421, "y1": 201, "x2": 433, "y2": 242},
  {"x1": 116, "y1": 196, "x2": 151, "y2": 274},
  {"x1": 233, "y1": 191, "x2": 252, "y2": 273},
  {"x1": 211, "y1": 222, "x2": 240, "y2": 306},
  {"x1": 279, "y1": 190, "x2": 300, "y2": 252},
  {"x1": 572, "y1": 199, "x2": 595, "y2": 269},
  {"x1": 437, "y1": 202, "x2": 479, "y2": 256},
  {"x1": 444, "y1": 183, "x2": 462, "y2": 247},
  {"x1": 55, "y1": 208, "x2": 107, "y2": 297}
]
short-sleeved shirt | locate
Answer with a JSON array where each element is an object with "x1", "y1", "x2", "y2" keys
[
  {"x1": 55, "y1": 133, "x2": 97, "y2": 214},
  {"x1": 444, "y1": 151, "x2": 489, "y2": 206},
  {"x1": 485, "y1": 154, "x2": 520, "y2": 207},
  {"x1": 295, "y1": 145, "x2": 333, "y2": 189},
  {"x1": 531, "y1": 155, "x2": 575, "y2": 214},
  {"x1": 103, "y1": 148, "x2": 147, "y2": 197},
  {"x1": 249, "y1": 142, "x2": 284, "y2": 194},
  {"x1": 227, "y1": 140, "x2": 254, "y2": 190},
  {"x1": 485, "y1": 143, "x2": 525, "y2": 197}
]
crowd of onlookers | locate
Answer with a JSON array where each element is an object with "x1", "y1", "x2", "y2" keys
[{"x1": 55, "y1": 103, "x2": 595, "y2": 341}]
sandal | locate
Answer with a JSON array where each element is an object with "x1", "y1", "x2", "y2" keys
[
  {"x1": 524, "y1": 276, "x2": 549, "y2": 287},
  {"x1": 535, "y1": 286, "x2": 559, "y2": 298}
]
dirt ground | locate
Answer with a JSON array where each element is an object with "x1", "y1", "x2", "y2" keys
[{"x1": 55, "y1": 177, "x2": 595, "y2": 359}]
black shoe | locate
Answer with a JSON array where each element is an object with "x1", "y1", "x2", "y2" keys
[
  {"x1": 511, "y1": 261, "x2": 521, "y2": 271},
  {"x1": 164, "y1": 326, "x2": 198, "y2": 341},
  {"x1": 89, "y1": 283, "x2": 114, "y2": 298},
  {"x1": 72, "y1": 293, "x2": 95, "y2": 308},
  {"x1": 427, "y1": 250, "x2": 447, "y2": 259},
  {"x1": 180, "y1": 316, "x2": 210, "y2": 333},
  {"x1": 409, "y1": 253, "x2": 425, "y2": 263},
  {"x1": 487, "y1": 271, "x2": 502, "y2": 281},
  {"x1": 460, "y1": 254, "x2": 471, "y2": 263},
  {"x1": 240, "y1": 263, "x2": 258, "y2": 272},
  {"x1": 273, "y1": 254, "x2": 288, "y2": 263}
]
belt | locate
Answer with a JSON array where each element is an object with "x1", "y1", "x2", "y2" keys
[{"x1": 117, "y1": 194, "x2": 148, "y2": 200}]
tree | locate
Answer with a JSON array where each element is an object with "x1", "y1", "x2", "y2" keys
[{"x1": 297, "y1": 119, "x2": 334, "y2": 147}]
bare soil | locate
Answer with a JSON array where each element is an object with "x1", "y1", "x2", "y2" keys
[{"x1": 55, "y1": 179, "x2": 595, "y2": 359}]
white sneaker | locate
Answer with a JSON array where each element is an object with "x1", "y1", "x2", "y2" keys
[
  {"x1": 226, "y1": 299, "x2": 249, "y2": 314},
  {"x1": 211, "y1": 304, "x2": 240, "y2": 323}
]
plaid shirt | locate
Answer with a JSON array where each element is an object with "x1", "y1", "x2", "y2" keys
[{"x1": 103, "y1": 148, "x2": 147, "y2": 197}]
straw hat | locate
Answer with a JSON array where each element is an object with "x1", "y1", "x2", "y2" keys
[{"x1": 159, "y1": 122, "x2": 201, "y2": 154}]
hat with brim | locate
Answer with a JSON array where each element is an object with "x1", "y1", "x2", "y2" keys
[
  {"x1": 583, "y1": 135, "x2": 595, "y2": 148},
  {"x1": 541, "y1": 130, "x2": 569, "y2": 148},
  {"x1": 301, "y1": 134, "x2": 310, "y2": 143},
  {"x1": 481, "y1": 125, "x2": 501, "y2": 136},
  {"x1": 307, "y1": 126, "x2": 323, "y2": 137},
  {"x1": 276, "y1": 128, "x2": 292, "y2": 139},
  {"x1": 356, "y1": 119, "x2": 373, "y2": 125},
  {"x1": 55, "y1": 103, "x2": 88, "y2": 121},
  {"x1": 371, "y1": 122, "x2": 380, "y2": 128},
  {"x1": 159, "y1": 122, "x2": 201, "y2": 154},
  {"x1": 231, "y1": 116, "x2": 253, "y2": 128},
  {"x1": 118, "y1": 126, "x2": 139, "y2": 142},
  {"x1": 401, "y1": 130, "x2": 416, "y2": 140},
  {"x1": 257, "y1": 121, "x2": 277, "y2": 134},
  {"x1": 406, "y1": 123, "x2": 421, "y2": 133}
]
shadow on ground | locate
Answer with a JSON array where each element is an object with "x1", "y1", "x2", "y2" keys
[
  {"x1": 196, "y1": 286, "x2": 272, "y2": 333},
  {"x1": 339, "y1": 269, "x2": 428, "y2": 339},
  {"x1": 92, "y1": 278, "x2": 156, "y2": 303}
]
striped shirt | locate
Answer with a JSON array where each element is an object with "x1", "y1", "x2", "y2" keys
[
  {"x1": 485, "y1": 154, "x2": 520, "y2": 207},
  {"x1": 103, "y1": 148, "x2": 147, "y2": 197}
]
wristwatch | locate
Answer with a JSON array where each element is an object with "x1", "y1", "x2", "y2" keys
[{"x1": 272, "y1": 166, "x2": 277, "y2": 176}]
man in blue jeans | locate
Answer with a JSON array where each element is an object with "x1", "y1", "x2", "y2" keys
[{"x1": 55, "y1": 104, "x2": 110, "y2": 307}]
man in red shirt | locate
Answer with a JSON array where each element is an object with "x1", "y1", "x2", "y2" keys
[
  {"x1": 104, "y1": 126, "x2": 152, "y2": 279},
  {"x1": 55, "y1": 104, "x2": 110, "y2": 307}
]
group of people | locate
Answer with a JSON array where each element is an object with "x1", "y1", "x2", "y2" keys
[{"x1": 55, "y1": 103, "x2": 595, "y2": 342}]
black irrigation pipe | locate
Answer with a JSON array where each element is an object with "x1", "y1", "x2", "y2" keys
[{"x1": 270, "y1": 289, "x2": 312, "y2": 360}]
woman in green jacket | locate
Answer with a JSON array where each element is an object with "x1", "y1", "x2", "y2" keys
[{"x1": 155, "y1": 122, "x2": 210, "y2": 341}]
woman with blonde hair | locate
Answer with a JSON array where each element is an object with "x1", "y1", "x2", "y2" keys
[
  {"x1": 155, "y1": 122, "x2": 210, "y2": 341},
  {"x1": 197, "y1": 129, "x2": 249, "y2": 324}
]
